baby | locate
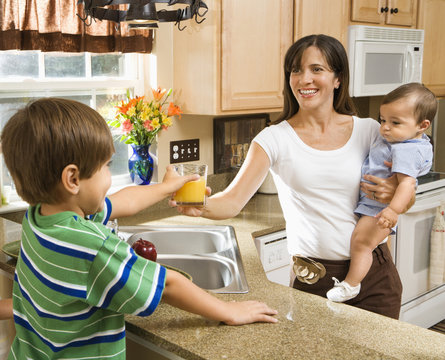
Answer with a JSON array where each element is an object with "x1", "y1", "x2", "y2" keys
[{"x1": 327, "y1": 83, "x2": 437, "y2": 302}]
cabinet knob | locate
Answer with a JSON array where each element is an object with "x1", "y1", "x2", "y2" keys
[
  {"x1": 381, "y1": 6, "x2": 389, "y2": 13},
  {"x1": 391, "y1": 7, "x2": 399, "y2": 14}
]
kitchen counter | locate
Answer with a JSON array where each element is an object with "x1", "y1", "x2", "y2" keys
[{"x1": 2, "y1": 194, "x2": 445, "y2": 359}]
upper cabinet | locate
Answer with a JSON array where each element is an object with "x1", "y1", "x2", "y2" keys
[
  {"x1": 418, "y1": 0, "x2": 445, "y2": 97},
  {"x1": 351, "y1": 0, "x2": 418, "y2": 27},
  {"x1": 294, "y1": 0, "x2": 350, "y2": 48},
  {"x1": 172, "y1": 0, "x2": 293, "y2": 115}
]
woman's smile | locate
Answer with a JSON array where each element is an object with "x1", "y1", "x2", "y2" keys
[{"x1": 298, "y1": 88, "x2": 318, "y2": 97}]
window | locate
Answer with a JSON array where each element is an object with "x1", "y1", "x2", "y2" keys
[{"x1": 0, "y1": 51, "x2": 147, "y2": 202}]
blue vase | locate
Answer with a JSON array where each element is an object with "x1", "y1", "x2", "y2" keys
[{"x1": 128, "y1": 144, "x2": 154, "y2": 185}]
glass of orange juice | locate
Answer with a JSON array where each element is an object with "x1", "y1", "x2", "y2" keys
[{"x1": 173, "y1": 164, "x2": 208, "y2": 206}]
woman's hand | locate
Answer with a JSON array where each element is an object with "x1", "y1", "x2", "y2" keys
[
  {"x1": 360, "y1": 161, "x2": 397, "y2": 204},
  {"x1": 169, "y1": 142, "x2": 271, "y2": 220},
  {"x1": 360, "y1": 173, "x2": 398, "y2": 204},
  {"x1": 168, "y1": 186, "x2": 212, "y2": 217}
]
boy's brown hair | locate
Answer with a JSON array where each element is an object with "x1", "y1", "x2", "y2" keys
[
  {"x1": 1, "y1": 98, "x2": 115, "y2": 205},
  {"x1": 382, "y1": 82, "x2": 437, "y2": 124}
]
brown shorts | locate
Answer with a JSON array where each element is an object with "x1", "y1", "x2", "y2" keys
[{"x1": 290, "y1": 243, "x2": 403, "y2": 319}]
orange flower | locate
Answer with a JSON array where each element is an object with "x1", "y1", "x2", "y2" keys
[
  {"x1": 129, "y1": 96, "x2": 144, "y2": 108},
  {"x1": 167, "y1": 102, "x2": 182, "y2": 119},
  {"x1": 116, "y1": 100, "x2": 131, "y2": 115},
  {"x1": 152, "y1": 87, "x2": 167, "y2": 102},
  {"x1": 116, "y1": 96, "x2": 143, "y2": 114}
]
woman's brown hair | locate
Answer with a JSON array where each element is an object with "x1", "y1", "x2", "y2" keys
[
  {"x1": 274, "y1": 34, "x2": 357, "y2": 124},
  {"x1": 1, "y1": 98, "x2": 115, "y2": 205}
]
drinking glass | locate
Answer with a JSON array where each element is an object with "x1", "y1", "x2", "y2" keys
[{"x1": 173, "y1": 164, "x2": 208, "y2": 206}]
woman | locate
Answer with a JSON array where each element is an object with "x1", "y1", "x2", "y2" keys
[{"x1": 172, "y1": 35, "x2": 403, "y2": 319}]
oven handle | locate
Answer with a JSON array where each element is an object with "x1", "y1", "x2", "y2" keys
[{"x1": 407, "y1": 200, "x2": 444, "y2": 213}]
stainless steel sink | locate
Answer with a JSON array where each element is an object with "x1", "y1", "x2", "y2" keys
[
  {"x1": 157, "y1": 255, "x2": 234, "y2": 290},
  {"x1": 118, "y1": 225, "x2": 248, "y2": 293},
  {"x1": 126, "y1": 229, "x2": 231, "y2": 254}
]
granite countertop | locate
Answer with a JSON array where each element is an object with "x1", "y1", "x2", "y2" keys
[
  {"x1": 121, "y1": 195, "x2": 445, "y2": 360},
  {"x1": 2, "y1": 194, "x2": 445, "y2": 359}
]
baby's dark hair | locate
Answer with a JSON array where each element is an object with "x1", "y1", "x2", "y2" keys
[
  {"x1": 1, "y1": 98, "x2": 115, "y2": 205},
  {"x1": 382, "y1": 82, "x2": 437, "y2": 124}
]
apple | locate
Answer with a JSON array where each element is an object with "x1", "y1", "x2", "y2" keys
[{"x1": 131, "y1": 238, "x2": 157, "y2": 262}]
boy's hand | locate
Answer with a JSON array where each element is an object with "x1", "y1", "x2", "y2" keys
[
  {"x1": 222, "y1": 300, "x2": 278, "y2": 325},
  {"x1": 162, "y1": 165, "x2": 200, "y2": 194},
  {"x1": 376, "y1": 207, "x2": 398, "y2": 229},
  {"x1": 162, "y1": 268, "x2": 277, "y2": 326}
]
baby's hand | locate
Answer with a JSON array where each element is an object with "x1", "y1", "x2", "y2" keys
[
  {"x1": 376, "y1": 207, "x2": 398, "y2": 229},
  {"x1": 222, "y1": 300, "x2": 278, "y2": 325}
]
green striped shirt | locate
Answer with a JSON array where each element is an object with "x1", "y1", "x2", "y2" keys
[{"x1": 9, "y1": 198, "x2": 166, "y2": 359}]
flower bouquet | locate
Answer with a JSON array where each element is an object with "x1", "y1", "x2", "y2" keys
[{"x1": 108, "y1": 87, "x2": 182, "y2": 185}]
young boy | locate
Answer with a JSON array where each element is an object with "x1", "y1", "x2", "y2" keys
[
  {"x1": 1, "y1": 98, "x2": 278, "y2": 359},
  {"x1": 327, "y1": 83, "x2": 437, "y2": 302}
]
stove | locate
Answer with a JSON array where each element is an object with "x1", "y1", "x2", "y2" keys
[
  {"x1": 417, "y1": 171, "x2": 445, "y2": 193},
  {"x1": 396, "y1": 170, "x2": 445, "y2": 328}
]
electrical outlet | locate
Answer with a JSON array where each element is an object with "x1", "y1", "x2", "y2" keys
[{"x1": 170, "y1": 139, "x2": 200, "y2": 163}]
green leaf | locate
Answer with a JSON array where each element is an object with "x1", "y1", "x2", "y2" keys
[{"x1": 108, "y1": 120, "x2": 121, "y2": 127}]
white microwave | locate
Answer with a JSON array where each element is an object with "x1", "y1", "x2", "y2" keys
[{"x1": 348, "y1": 25, "x2": 424, "y2": 97}]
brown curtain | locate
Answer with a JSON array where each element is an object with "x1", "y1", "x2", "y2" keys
[{"x1": 0, "y1": 1, "x2": 152, "y2": 53}]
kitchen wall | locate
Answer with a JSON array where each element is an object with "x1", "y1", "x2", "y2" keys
[
  {"x1": 146, "y1": 23, "x2": 213, "y2": 180},
  {"x1": 148, "y1": 23, "x2": 280, "y2": 180},
  {"x1": 157, "y1": 114, "x2": 214, "y2": 177}
]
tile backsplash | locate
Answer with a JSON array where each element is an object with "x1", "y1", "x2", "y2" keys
[{"x1": 213, "y1": 114, "x2": 269, "y2": 174}]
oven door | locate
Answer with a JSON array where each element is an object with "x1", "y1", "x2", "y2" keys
[{"x1": 395, "y1": 187, "x2": 445, "y2": 305}]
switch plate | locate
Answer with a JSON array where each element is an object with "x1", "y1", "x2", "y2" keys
[{"x1": 170, "y1": 139, "x2": 200, "y2": 163}]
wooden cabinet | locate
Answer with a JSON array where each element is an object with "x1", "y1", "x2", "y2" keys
[
  {"x1": 351, "y1": 0, "x2": 418, "y2": 27},
  {"x1": 293, "y1": 0, "x2": 350, "y2": 48},
  {"x1": 418, "y1": 0, "x2": 445, "y2": 97},
  {"x1": 172, "y1": 0, "x2": 293, "y2": 115}
]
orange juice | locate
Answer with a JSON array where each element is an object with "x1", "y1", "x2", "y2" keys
[{"x1": 174, "y1": 176, "x2": 206, "y2": 206}]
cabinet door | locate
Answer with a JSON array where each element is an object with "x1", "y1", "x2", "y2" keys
[
  {"x1": 418, "y1": 0, "x2": 445, "y2": 96},
  {"x1": 221, "y1": 0, "x2": 293, "y2": 111},
  {"x1": 351, "y1": 0, "x2": 385, "y2": 23},
  {"x1": 386, "y1": 0, "x2": 417, "y2": 26},
  {"x1": 294, "y1": 0, "x2": 350, "y2": 48}
]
